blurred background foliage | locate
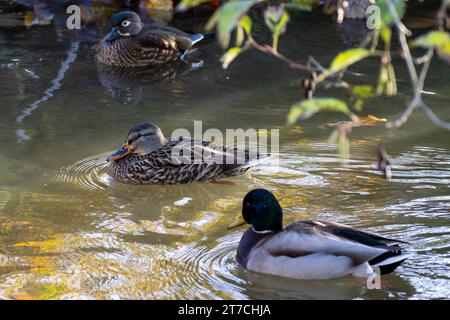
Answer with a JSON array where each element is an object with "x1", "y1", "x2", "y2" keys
[{"x1": 175, "y1": 0, "x2": 450, "y2": 160}]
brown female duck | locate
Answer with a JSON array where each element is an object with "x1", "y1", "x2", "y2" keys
[
  {"x1": 108, "y1": 123, "x2": 265, "y2": 184},
  {"x1": 97, "y1": 11, "x2": 212, "y2": 67}
]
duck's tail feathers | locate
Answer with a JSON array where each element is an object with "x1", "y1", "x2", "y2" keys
[
  {"x1": 247, "y1": 152, "x2": 271, "y2": 167},
  {"x1": 189, "y1": 34, "x2": 204, "y2": 46},
  {"x1": 369, "y1": 246, "x2": 411, "y2": 275},
  {"x1": 189, "y1": 32, "x2": 216, "y2": 46},
  {"x1": 221, "y1": 152, "x2": 271, "y2": 176},
  {"x1": 202, "y1": 32, "x2": 216, "y2": 41}
]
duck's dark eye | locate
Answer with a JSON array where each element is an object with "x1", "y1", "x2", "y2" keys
[
  {"x1": 121, "y1": 20, "x2": 131, "y2": 27},
  {"x1": 128, "y1": 134, "x2": 141, "y2": 145},
  {"x1": 128, "y1": 132, "x2": 153, "y2": 145}
]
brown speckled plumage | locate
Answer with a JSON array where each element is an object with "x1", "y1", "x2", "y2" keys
[
  {"x1": 108, "y1": 138, "x2": 257, "y2": 185},
  {"x1": 97, "y1": 32, "x2": 181, "y2": 67},
  {"x1": 96, "y1": 12, "x2": 205, "y2": 67}
]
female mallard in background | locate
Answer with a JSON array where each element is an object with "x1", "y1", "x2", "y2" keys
[
  {"x1": 97, "y1": 11, "x2": 213, "y2": 67},
  {"x1": 108, "y1": 123, "x2": 266, "y2": 184},
  {"x1": 236, "y1": 189, "x2": 411, "y2": 280}
]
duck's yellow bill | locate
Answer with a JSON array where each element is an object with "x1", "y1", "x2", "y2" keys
[
  {"x1": 227, "y1": 217, "x2": 246, "y2": 229},
  {"x1": 111, "y1": 144, "x2": 132, "y2": 161}
]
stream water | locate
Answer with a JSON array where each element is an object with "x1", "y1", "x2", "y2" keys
[{"x1": 0, "y1": 3, "x2": 449, "y2": 299}]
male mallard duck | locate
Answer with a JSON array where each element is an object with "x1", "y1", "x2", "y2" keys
[
  {"x1": 97, "y1": 11, "x2": 212, "y2": 67},
  {"x1": 236, "y1": 189, "x2": 410, "y2": 280},
  {"x1": 107, "y1": 123, "x2": 265, "y2": 184}
]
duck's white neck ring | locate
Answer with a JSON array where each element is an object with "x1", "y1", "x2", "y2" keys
[{"x1": 252, "y1": 227, "x2": 275, "y2": 234}]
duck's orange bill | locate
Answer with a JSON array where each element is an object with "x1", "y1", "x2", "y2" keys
[{"x1": 111, "y1": 144, "x2": 132, "y2": 161}]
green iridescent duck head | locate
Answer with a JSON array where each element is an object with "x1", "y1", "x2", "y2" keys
[
  {"x1": 242, "y1": 189, "x2": 283, "y2": 232},
  {"x1": 105, "y1": 11, "x2": 143, "y2": 42},
  {"x1": 110, "y1": 123, "x2": 166, "y2": 161}
]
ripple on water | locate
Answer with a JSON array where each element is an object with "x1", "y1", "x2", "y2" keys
[
  {"x1": 382, "y1": 195, "x2": 450, "y2": 219},
  {"x1": 55, "y1": 152, "x2": 112, "y2": 191},
  {"x1": 172, "y1": 232, "x2": 246, "y2": 299},
  {"x1": 78, "y1": 232, "x2": 243, "y2": 299}
]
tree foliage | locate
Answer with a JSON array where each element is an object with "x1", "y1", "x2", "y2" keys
[{"x1": 178, "y1": 0, "x2": 450, "y2": 159}]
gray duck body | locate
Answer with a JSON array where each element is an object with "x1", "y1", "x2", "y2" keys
[{"x1": 235, "y1": 190, "x2": 410, "y2": 280}]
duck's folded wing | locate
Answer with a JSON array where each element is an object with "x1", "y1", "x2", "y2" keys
[
  {"x1": 260, "y1": 224, "x2": 390, "y2": 266},
  {"x1": 300, "y1": 220, "x2": 408, "y2": 245},
  {"x1": 155, "y1": 139, "x2": 251, "y2": 166},
  {"x1": 139, "y1": 29, "x2": 193, "y2": 51},
  {"x1": 155, "y1": 25, "x2": 190, "y2": 37}
]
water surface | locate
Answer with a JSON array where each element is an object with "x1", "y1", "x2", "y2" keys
[{"x1": 0, "y1": 5, "x2": 449, "y2": 299}]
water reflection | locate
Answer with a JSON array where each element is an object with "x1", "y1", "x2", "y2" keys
[{"x1": 97, "y1": 60, "x2": 204, "y2": 105}]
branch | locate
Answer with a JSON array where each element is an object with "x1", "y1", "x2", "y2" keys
[
  {"x1": 385, "y1": 0, "x2": 450, "y2": 131},
  {"x1": 437, "y1": 0, "x2": 450, "y2": 31},
  {"x1": 386, "y1": 49, "x2": 433, "y2": 129},
  {"x1": 247, "y1": 38, "x2": 315, "y2": 72},
  {"x1": 385, "y1": 0, "x2": 418, "y2": 86},
  {"x1": 420, "y1": 102, "x2": 450, "y2": 130},
  {"x1": 307, "y1": 55, "x2": 326, "y2": 73}
]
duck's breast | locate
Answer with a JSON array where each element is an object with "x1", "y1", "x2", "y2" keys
[{"x1": 97, "y1": 38, "x2": 143, "y2": 67}]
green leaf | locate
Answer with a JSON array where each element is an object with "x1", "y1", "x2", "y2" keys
[
  {"x1": 235, "y1": 25, "x2": 245, "y2": 46},
  {"x1": 221, "y1": 47, "x2": 242, "y2": 69},
  {"x1": 273, "y1": 11, "x2": 289, "y2": 48},
  {"x1": 352, "y1": 85, "x2": 375, "y2": 111},
  {"x1": 376, "y1": 63, "x2": 397, "y2": 96},
  {"x1": 206, "y1": 1, "x2": 258, "y2": 48},
  {"x1": 240, "y1": 15, "x2": 253, "y2": 34},
  {"x1": 264, "y1": 6, "x2": 289, "y2": 33},
  {"x1": 287, "y1": 98, "x2": 353, "y2": 124},
  {"x1": 380, "y1": 23, "x2": 391, "y2": 44},
  {"x1": 275, "y1": 11, "x2": 290, "y2": 35},
  {"x1": 264, "y1": 6, "x2": 290, "y2": 51},
  {"x1": 438, "y1": 42, "x2": 450, "y2": 64},
  {"x1": 412, "y1": 31, "x2": 450, "y2": 64},
  {"x1": 412, "y1": 31, "x2": 450, "y2": 49},
  {"x1": 329, "y1": 48, "x2": 371, "y2": 73},
  {"x1": 354, "y1": 99, "x2": 364, "y2": 111},
  {"x1": 376, "y1": 0, "x2": 406, "y2": 25},
  {"x1": 176, "y1": 0, "x2": 211, "y2": 12},
  {"x1": 353, "y1": 85, "x2": 375, "y2": 99}
]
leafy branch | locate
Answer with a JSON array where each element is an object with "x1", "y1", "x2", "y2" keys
[{"x1": 178, "y1": 0, "x2": 450, "y2": 159}]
